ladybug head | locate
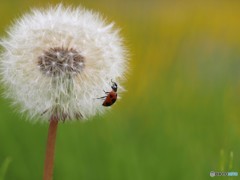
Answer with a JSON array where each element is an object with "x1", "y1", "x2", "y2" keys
[{"x1": 111, "y1": 80, "x2": 118, "y2": 92}]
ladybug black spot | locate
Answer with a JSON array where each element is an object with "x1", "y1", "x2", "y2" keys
[
  {"x1": 112, "y1": 98, "x2": 116, "y2": 103},
  {"x1": 110, "y1": 94, "x2": 113, "y2": 98},
  {"x1": 106, "y1": 102, "x2": 111, "y2": 106}
]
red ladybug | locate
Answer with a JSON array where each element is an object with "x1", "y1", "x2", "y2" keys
[{"x1": 97, "y1": 80, "x2": 118, "y2": 106}]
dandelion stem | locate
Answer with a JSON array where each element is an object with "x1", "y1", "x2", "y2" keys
[{"x1": 43, "y1": 116, "x2": 58, "y2": 180}]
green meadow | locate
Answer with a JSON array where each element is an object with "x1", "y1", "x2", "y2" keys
[{"x1": 1, "y1": 0, "x2": 240, "y2": 179}]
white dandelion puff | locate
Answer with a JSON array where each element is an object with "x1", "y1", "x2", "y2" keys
[{"x1": 0, "y1": 4, "x2": 128, "y2": 122}]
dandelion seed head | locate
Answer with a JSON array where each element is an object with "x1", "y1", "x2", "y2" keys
[
  {"x1": 0, "y1": 4, "x2": 128, "y2": 122},
  {"x1": 37, "y1": 47, "x2": 85, "y2": 77}
]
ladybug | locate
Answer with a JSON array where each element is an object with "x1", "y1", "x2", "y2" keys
[{"x1": 97, "y1": 80, "x2": 118, "y2": 106}]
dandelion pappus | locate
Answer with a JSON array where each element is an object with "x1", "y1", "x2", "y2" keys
[{"x1": 97, "y1": 80, "x2": 118, "y2": 106}]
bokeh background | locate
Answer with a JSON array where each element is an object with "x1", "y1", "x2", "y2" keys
[{"x1": 1, "y1": 0, "x2": 240, "y2": 179}]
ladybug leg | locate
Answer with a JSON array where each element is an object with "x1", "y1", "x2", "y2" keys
[
  {"x1": 103, "y1": 90, "x2": 110, "y2": 94},
  {"x1": 96, "y1": 96, "x2": 107, "y2": 99}
]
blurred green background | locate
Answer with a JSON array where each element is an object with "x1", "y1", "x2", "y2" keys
[{"x1": 1, "y1": 0, "x2": 240, "y2": 179}]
